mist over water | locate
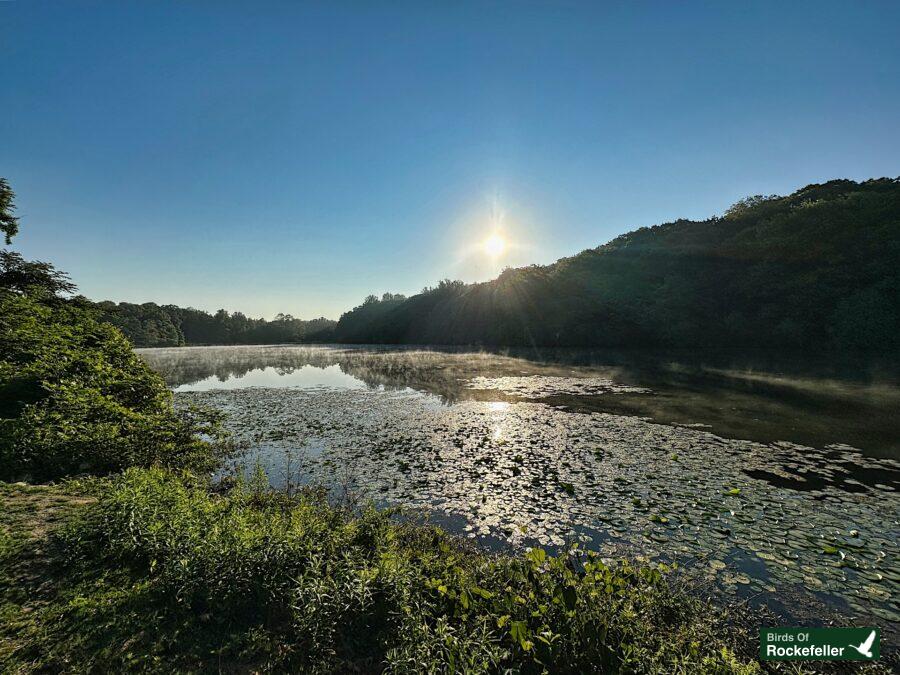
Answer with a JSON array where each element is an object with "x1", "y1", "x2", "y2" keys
[
  {"x1": 140, "y1": 344, "x2": 900, "y2": 628},
  {"x1": 143, "y1": 344, "x2": 900, "y2": 457}
]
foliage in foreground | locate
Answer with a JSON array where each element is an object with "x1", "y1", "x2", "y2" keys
[
  {"x1": 1, "y1": 469, "x2": 758, "y2": 674},
  {"x1": 0, "y1": 290, "x2": 223, "y2": 480},
  {"x1": 0, "y1": 176, "x2": 223, "y2": 480}
]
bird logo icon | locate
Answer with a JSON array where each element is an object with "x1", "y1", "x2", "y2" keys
[{"x1": 849, "y1": 630, "x2": 876, "y2": 658}]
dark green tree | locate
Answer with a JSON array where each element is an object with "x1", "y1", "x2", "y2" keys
[
  {"x1": 0, "y1": 250, "x2": 77, "y2": 296},
  {"x1": 0, "y1": 178, "x2": 223, "y2": 479},
  {"x1": 0, "y1": 178, "x2": 19, "y2": 244}
]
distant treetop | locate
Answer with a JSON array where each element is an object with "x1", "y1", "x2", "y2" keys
[{"x1": 724, "y1": 194, "x2": 780, "y2": 218}]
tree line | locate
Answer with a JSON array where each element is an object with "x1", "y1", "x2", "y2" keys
[
  {"x1": 95, "y1": 301, "x2": 336, "y2": 347},
  {"x1": 5, "y1": 176, "x2": 897, "y2": 353},
  {"x1": 332, "y1": 178, "x2": 900, "y2": 352}
]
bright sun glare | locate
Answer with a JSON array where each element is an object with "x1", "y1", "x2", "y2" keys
[{"x1": 483, "y1": 234, "x2": 507, "y2": 258}]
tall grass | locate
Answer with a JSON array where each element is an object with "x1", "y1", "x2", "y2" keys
[{"x1": 34, "y1": 468, "x2": 759, "y2": 673}]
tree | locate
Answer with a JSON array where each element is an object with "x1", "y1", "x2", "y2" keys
[
  {"x1": 0, "y1": 250, "x2": 76, "y2": 296},
  {"x1": 723, "y1": 194, "x2": 779, "y2": 218},
  {"x1": 0, "y1": 179, "x2": 75, "y2": 297},
  {"x1": 92, "y1": 301, "x2": 336, "y2": 346},
  {"x1": 0, "y1": 178, "x2": 19, "y2": 244}
]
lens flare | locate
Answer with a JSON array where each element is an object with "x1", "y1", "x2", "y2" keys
[{"x1": 483, "y1": 234, "x2": 506, "y2": 257}]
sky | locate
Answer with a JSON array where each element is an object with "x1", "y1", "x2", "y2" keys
[{"x1": 2, "y1": 1, "x2": 899, "y2": 320}]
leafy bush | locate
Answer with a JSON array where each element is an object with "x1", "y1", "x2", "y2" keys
[
  {"x1": 43, "y1": 468, "x2": 758, "y2": 673},
  {"x1": 0, "y1": 292, "x2": 223, "y2": 480}
]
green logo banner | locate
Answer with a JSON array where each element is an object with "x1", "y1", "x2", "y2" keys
[{"x1": 760, "y1": 627, "x2": 880, "y2": 661}]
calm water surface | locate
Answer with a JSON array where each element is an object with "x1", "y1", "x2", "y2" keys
[{"x1": 139, "y1": 344, "x2": 900, "y2": 631}]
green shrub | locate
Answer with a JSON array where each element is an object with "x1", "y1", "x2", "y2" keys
[
  {"x1": 47, "y1": 468, "x2": 759, "y2": 673},
  {"x1": 0, "y1": 291, "x2": 224, "y2": 480}
]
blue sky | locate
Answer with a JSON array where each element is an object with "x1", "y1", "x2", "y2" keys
[{"x1": 2, "y1": 1, "x2": 898, "y2": 319}]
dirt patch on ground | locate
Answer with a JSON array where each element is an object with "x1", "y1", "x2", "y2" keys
[
  {"x1": 1, "y1": 483, "x2": 94, "y2": 541},
  {"x1": 0, "y1": 482, "x2": 96, "y2": 666}
]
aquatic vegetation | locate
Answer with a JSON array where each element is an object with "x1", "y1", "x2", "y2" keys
[
  {"x1": 466, "y1": 375, "x2": 652, "y2": 397},
  {"x1": 179, "y1": 384, "x2": 900, "y2": 629},
  {"x1": 139, "y1": 343, "x2": 900, "y2": 455}
]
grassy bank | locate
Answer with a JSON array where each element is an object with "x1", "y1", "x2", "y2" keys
[{"x1": 0, "y1": 469, "x2": 767, "y2": 674}]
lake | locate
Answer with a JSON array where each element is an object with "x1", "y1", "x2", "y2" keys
[{"x1": 139, "y1": 344, "x2": 900, "y2": 629}]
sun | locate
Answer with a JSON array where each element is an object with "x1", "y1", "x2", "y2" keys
[{"x1": 483, "y1": 234, "x2": 507, "y2": 258}]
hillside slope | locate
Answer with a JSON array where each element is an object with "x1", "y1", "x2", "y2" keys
[{"x1": 334, "y1": 178, "x2": 900, "y2": 351}]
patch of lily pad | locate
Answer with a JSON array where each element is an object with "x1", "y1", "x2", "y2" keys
[
  {"x1": 150, "y1": 346, "x2": 900, "y2": 631},
  {"x1": 465, "y1": 376, "x2": 652, "y2": 397}
]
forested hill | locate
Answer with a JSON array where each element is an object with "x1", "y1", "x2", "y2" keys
[
  {"x1": 334, "y1": 178, "x2": 900, "y2": 351},
  {"x1": 97, "y1": 178, "x2": 899, "y2": 351},
  {"x1": 96, "y1": 302, "x2": 335, "y2": 347}
]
